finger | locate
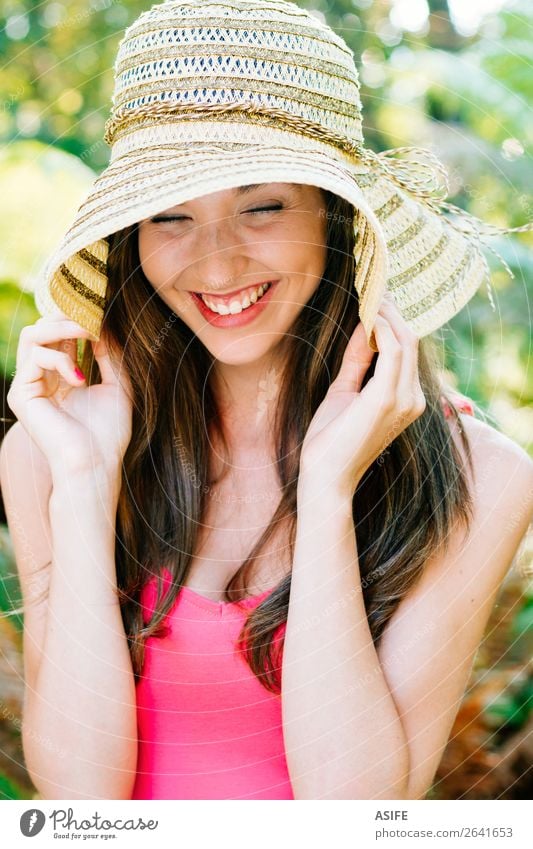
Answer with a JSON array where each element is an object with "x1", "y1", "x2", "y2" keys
[
  {"x1": 368, "y1": 314, "x2": 403, "y2": 401},
  {"x1": 91, "y1": 330, "x2": 132, "y2": 399},
  {"x1": 36, "y1": 307, "x2": 70, "y2": 324},
  {"x1": 333, "y1": 320, "x2": 376, "y2": 393},
  {"x1": 378, "y1": 295, "x2": 416, "y2": 342},
  {"x1": 377, "y1": 296, "x2": 421, "y2": 399},
  {"x1": 36, "y1": 309, "x2": 72, "y2": 322},
  {"x1": 16, "y1": 320, "x2": 95, "y2": 371},
  {"x1": 35, "y1": 312, "x2": 90, "y2": 350},
  {"x1": 20, "y1": 346, "x2": 85, "y2": 397}
]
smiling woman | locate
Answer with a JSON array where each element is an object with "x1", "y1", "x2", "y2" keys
[
  {"x1": 137, "y1": 182, "x2": 328, "y2": 356},
  {"x1": 3, "y1": 0, "x2": 532, "y2": 803}
]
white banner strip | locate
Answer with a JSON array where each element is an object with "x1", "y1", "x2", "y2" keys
[{"x1": 2, "y1": 799, "x2": 530, "y2": 849}]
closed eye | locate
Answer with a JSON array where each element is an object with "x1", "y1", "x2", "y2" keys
[
  {"x1": 150, "y1": 204, "x2": 284, "y2": 224},
  {"x1": 246, "y1": 204, "x2": 284, "y2": 215},
  {"x1": 150, "y1": 214, "x2": 190, "y2": 223}
]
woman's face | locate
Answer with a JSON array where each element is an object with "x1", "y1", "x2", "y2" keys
[{"x1": 137, "y1": 182, "x2": 328, "y2": 366}]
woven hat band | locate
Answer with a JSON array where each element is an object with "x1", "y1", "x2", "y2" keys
[{"x1": 107, "y1": 103, "x2": 362, "y2": 168}]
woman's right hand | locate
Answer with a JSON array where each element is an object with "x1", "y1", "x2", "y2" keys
[{"x1": 7, "y1": 310, "x2": 134, "y2": 484}]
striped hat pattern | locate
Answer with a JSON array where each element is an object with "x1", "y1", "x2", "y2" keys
[{"x1": 34, "y1": 0, "x2": 531, "y2": 348}]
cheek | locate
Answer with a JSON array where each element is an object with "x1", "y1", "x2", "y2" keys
[
  {"x1": 137, "y1": 227, "x2": 151, "y2": 265},
  {"x1": 297, "y1": 230, "x2": 328, "y2": 283},
  {"x1": 286, "y1": 214, "x2": 327, "y2": 269},
  {"x1": 138, "y1": 230, "x2": 158, "y2": 279},
  {"x1": 138, "y1": 232, "x2": 175, "y2": 288}
]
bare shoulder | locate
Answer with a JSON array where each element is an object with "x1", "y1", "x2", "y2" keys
[
  {"x1": 448, "y1": 411, "x2": 533, "y2": 518},
  {"x1": 452, "y1": 410, "x2": 533, "y2": 573}
]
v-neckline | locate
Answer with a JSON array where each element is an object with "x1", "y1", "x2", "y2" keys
[{"x1": 178, "y1": 584, "x2": 274, "y2": 611}]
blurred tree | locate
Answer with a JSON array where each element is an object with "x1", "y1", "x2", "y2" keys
[
  {"x1": 0, "y1": 0, "x2": 531, "y2": 804},
  {"x1": 426, "y1": 0, "x2": 464, "y2": 51}
]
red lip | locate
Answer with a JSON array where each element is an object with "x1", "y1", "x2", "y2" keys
[
  {"x1": 193, "y1": 280, "x2": 278, "y2": 305},
  {"x1": 190, "y1": 280, "x2": 280, "y2": 328}
]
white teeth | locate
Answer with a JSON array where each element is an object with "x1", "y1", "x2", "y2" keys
[{"x1": 200, "y1": 282, "x2": 271, "y2": 315}]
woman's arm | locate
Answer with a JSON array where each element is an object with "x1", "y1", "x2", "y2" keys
[
  {"x1": 282, "y1": 478, "x2": 410, "y2": 800},
  {"x1": 283, "y1": 418, "x2": 533, "y2": 800},
  {"x1": 2, "y1": 316, "x2": 136, "y2": 799},
  {"x1": 22, "y1": 469, "x2": 138, "y2": 800},
  {"x1": 0, "y1": 422, "x2": 54, "y2": 689},
  {"x1": 374, "y1": 413, "x2": 533, "y2": 800}
]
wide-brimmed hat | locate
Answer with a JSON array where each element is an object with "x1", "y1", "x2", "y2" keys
[{"x1": 34, "y1": 0, "x2": 531, "y2": 349}]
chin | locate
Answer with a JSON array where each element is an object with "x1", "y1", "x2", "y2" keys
[{"x1": 200, "y1": 334, "x2": 282, "y2": 367}]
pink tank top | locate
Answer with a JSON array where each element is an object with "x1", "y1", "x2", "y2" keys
[
  {"x1": 131, "y1": 568, "x2": 291, "y2": 800},
  {"x1": 131, "y1": 391, "x2": 475, "y2": 800},
  {"x1": 440, "y1": 389, "x2": 475, "y2": 419}
]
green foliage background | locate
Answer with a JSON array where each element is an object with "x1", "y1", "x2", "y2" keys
[
  {"x1": 1, "y1": 0, "x2": 531, "y2": 444},
  {"x1": 0, "y1": 0, "x2": 531, "y2": 801}
]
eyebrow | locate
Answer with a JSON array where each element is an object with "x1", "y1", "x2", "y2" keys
[
  {"x1": 236, "y1": 183, "x2": 297, "y2": 194},
  {"x1": 237, "y1": 184, "x2": 262, "y2": 194}
]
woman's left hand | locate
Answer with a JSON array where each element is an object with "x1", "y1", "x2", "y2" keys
[{"x1": 299, "y1": 293, "x2": 426, "y2": 498}]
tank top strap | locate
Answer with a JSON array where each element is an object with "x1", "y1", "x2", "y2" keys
[{"x1": 440, "y1": 390, "x2": 475, "y2": 420}]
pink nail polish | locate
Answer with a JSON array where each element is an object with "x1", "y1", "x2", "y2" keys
[{"x1": 74, "y1": 366, "x2": 86, "y2": 381}]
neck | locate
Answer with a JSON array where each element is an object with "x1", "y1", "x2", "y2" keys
[{"x1": 211, "y1": 349, "x2": 286, "y2": 461}]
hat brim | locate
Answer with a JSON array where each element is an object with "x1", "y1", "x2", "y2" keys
[{"x1": 35, "y1": 141, "x2": 488, "y2": 346}]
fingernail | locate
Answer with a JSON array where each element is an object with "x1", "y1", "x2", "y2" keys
[{"x1": 74, "y1": 366, "x2": 86, "y2": 381}]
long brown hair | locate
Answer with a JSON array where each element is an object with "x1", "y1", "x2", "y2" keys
[{"x1": 79, "y1": 189, "x2": 476, "y2": 695}]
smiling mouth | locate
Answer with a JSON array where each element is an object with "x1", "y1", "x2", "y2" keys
[
  {"x1": 193, "y1": 280, "x2": 277, "y2": 299},
  {"x1": 195, "y1": 281, "x2": 275, "y2": 315}
]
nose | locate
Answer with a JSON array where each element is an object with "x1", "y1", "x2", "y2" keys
[{"x1": 190, "y1": 216, "x2": 247, "y2": 292}]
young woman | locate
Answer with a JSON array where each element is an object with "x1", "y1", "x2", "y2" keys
[{"x1": 2, "y1": 0, "x2": 532, "y2": 801}]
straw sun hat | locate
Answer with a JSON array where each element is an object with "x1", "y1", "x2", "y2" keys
[{"x1": 34, "y1": 0, "x2": 531, "y2": 350}]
